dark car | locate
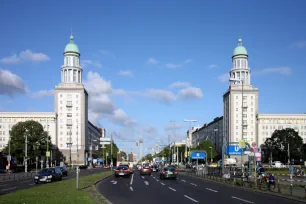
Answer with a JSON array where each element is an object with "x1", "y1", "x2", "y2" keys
[
  {"x1": 152, "y1": 165, "x2": 159, "y2": 172},
  {"x1": 34, "y1": 167, "x2": 62, "y2": 184},
  {"x1": 114, "y1": 166, "x2": 130, "y2": 177},
  {"x1": 79, "y1": 165, "x2": 88, "y2": 169},
  {"x1": 58, "y1": 166, "x2": 68, "y2": 176},
  {"x1": 160, "y1": 167, "x2": 178, "y2": 180}
]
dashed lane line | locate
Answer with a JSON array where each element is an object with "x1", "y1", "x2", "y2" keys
[
  {"x1": 113, "y1": 181, "x2": 117, "y2": 185},
  {"x1": 130, "y1": 173, "x2": 134, "y2": 185},
  {"x1": 168, "y1": 187, "x2": 176, "y2": 192},
  {"x1": 190, "y1": 183, "x2": 197, "y2": 186},
  {"x1": 142, "y1": 176, "x2": 145, "y2": 179},
  {"x1": 205, "y1": 188, "x2": 218, "y2": 192},
  {"x1": 130, "y1": 186, "x2": 134, "y2": 191},
  {"x1": 144, "y1": 181, "x2": 149, "y2": 185},
  {"x1": 184, "y1": 195, "x2": 199, "y2": 203},
  {"x1": 161, "y1": 182, "x2": 165, "y2": 186},
  {"x1": 232, "y1": 196, "x2": 254, "y2": 204},
  {"x1": 181, "y1": 180, "x2": 186, "y2": 182}
]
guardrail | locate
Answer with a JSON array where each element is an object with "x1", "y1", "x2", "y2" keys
[{"x1": 186, "y1": 168, "x2": 306, "y2": 200}]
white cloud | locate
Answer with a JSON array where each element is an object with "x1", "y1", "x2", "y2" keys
[
  {"x1": 147, "y1": 58, "x2": 159, "y2": 64},
  {"x1": 111, "y1": 108, "x2": 136, "y2": 126},
  {"x1": 291, "y1": 41, "x2": 306, "y2": 48},
  {"x1": 218, "y1": 73, "x2": 229, "y2": 83},
  {"x1": 178, "y1": 87, "x2": 203, "y2": 99},
  {"x1": 0, "y1": 50, "x2": 50, "y2": 64},
  {"x1": 207, "y1": 64, "x2": 219, "y2": 69},
  {"x1": 165, "y1": 63, "x2": 182, "y2": 69},
  {"x1": 184, "y1": 59, "x2": 193, "y2": 64},
  {"x1": 169, "y1": 81, "x2": 191, "y2": 89},
  {"x1": 81, "y1": 60, "x2": 102, "y2": 68},
  {"x1": 112, "y1": 89, "x2": 127, "y2": 96},
  {"x1": 118, "y1": 70, "x2": 133, "y2": 77},
  {"x1": 255, "y1": 67, "x2": 292, "y2": 76},
  {"x1": 146, "y1": 89, "x2": 176, "y2": 104},
  {"x1": 84, "y1": 72, "x2": 112, "y2": 94},
  {"x1": 32, "y1": 89, "x2": 54, "y2": 98},
  {"x1": 0, "y1": 69, "x2": 27, "y2": 96},
  {"x1": 89, "y1": 94, "x2": 115, "y2": 114}
]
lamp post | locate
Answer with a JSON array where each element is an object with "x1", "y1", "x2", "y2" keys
[
  {"x1": 184, "y1": 119, "x2": 197, "y2": 164},
  {"x1": 24, "y1": 130, "x2": 28, "y2": 173},
  {"x1": 214, "y1": 128, "x2": 218, "y2": 154},
  {"x1": 209, "y1": 147, "x2": 212, "y2": 163},
  {"x1": 170, "y1": 120, "x2": 177, "y2": 164}
]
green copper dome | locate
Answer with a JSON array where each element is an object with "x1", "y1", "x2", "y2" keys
[
  {"x1": 233, "y1": 39, "x2": 247, "y2": 57},
  {"x1": 64, "y1": 35, "x2": 80, "y2": 54}
]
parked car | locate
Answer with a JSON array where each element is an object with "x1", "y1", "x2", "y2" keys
[
  {"x1": 140, "y1": 166, "x2": 152, "y2": 175},
  {"x1": 160, "y1": 167, "x2": 178, "y2": 180},
  {"x1": 114, "y1": 166, "x2": 130, "y2": 177},
  {"x1": 103, "y1": 165, "x2": 110, "y2": 169},
  {"x1": 58, "y1": 166, "x2": 68, "y2": 176},
  {"x1": 34, "y1": 167, "x2": 62, "y2": 184},
  {"x1": 79, "y1": 165, "x2": 88, "y2": 169}
]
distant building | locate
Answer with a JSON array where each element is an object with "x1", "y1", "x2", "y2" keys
[{"x1": 128, "y1": 153, "x2": 133, "y2": 162}]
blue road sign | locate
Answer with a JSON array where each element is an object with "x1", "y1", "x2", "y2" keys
[
  {"x1": 226, "y1": 145, "x2": 243, "y2": 155},
  {"x1": 191, "y1": 152, "x2": 206, "y2": 159},
  {"x1": 97, "y1": 158, "x2": 104, "y2": 162}
]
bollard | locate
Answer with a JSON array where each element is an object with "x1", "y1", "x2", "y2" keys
[{"x1": 290, "y1": 184, "x2": 293, "y2": 196}]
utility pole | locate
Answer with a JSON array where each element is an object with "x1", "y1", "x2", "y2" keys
[
  {"x1": 25, "y1": 130, "x2": 28, "y2": 173},
  {"x1": 288, "y1": 143, "x2": 290, "y2": 165},
  {"x1": 46, "y1": 119, "x2": 49, "y2": 168},
  {"x1": 110, "y1": 129, "x2": 113, "y2": 167},
  {"x1": 89, "y1": 131, "x2": 93, "y2": 168}
]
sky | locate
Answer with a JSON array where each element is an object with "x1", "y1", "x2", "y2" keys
[{"x1": 0, "y1": 0, "x2": 306, "y2": 157}]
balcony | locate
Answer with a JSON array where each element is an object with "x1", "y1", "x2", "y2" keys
[
  {"x1": 242, "y1": 103, "x2": 248, "y2": 108},
  {"x1": 66, "y1": 101, "x2": 73, "y2": 107}
]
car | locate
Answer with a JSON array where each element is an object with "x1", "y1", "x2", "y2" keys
[
  {"x1": 140, "y1": 166, "x2": 152, "y2": 175},
  {"x1": 58, "y1": 166, "x2": 68, "y2": 176},
  {"x1": 114, "y1": 166, "x2": 130, "y2": 177},
  {"x1": 167, "y1": 165, "x2": 177, "y2": 169},
  {"x1": 152, "y1": 165, "x2": 159, "y2": 172},
  {"x1": 79, "y1": 165, "x2": 88, "y2": 169},
  {"x1": 160, "y1": 167, "x2": 178, "y2": 180},
  {"x1": 34, "y1": 167, "x2": 62, "y2": 184},
  {"x1": 119, "y1": 164, "x2": 134, "y2": 174},
  {"x1": 103, "y1": 165, "x2": 110, "y2": 169}
]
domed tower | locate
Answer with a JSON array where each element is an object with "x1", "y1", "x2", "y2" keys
[
  {"x1": 61, "y1": 35, "x2": 82, "y2": 83},
  {"x1": 230, "y1": 39, "x2": 251, "y2": 85},
  {"x1": 223, "y1": 39, "x2": 259, "y2": 162}
]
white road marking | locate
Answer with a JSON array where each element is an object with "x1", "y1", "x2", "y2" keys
[
  {"x1": 1, "y1": 187, "x2": 17, "y2": 192},
  {"x1": 142, "y1": 176, "x2": 145, "y2": 179},
  {"x1": 184, "y1": 195, "x2": 199, "y2": 203},
  {"x1": 232, "y1": 196, "x2": 254, "y2": 204},
  {"x1": 113, "y1": 181, "x2": 117, "y2": 185},
  {"x1": 156, "y1": 179, "x2": 159, "y2": 182},
  {"x1": 181, "y1": 180, "x2": 186, "y2": 182},
  {"x1": 206, "y1": 188, "x2": 218, "y2": 192},
  {"x1": 130, "y1": 186, "x2": 134, "y2": 191},
  {"x1": 152, "y1": 176, "x2": 155, "y2": 178},
  {"x1": 190, "y1": 183, "x2": 197, "y2": 186},
  {"x1": 168, "y1": 187, "x2": 176, "y2": 191},
  {"x1": 144, "y1": 181, "x2": 149, "y2": 185},
  {"x1": 29, "y1": 183, "x2": 35, "y2": 186},
  {"x1": 130, "y1": 173, "x2": 134, "y2": 185},
  {"x1": 110, "y1": 180, "x2": 115, "y2": 183},
  {"x1": 161, "y1": 182, "x2": 165, "y2": 186}
]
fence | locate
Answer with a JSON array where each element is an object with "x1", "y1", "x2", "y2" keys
[
  {"x1": 0, "y1": 172, "x2": 36, "y2": 182},
  {"x1": 186, "y1": 167, "x2": 306, "y2": 200}
]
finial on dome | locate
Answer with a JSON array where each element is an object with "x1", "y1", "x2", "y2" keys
[{"x1": 238, "y1": 38, "x2": 242, "y2": 46}]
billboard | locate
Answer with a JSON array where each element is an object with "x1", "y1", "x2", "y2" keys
[{"x1": 190, "y1": 152, "x2": 206, "y2": 159}]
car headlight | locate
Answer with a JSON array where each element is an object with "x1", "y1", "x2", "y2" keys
[
  {"x1": 47, "y1": 175, "x2": 52, "y2": 178},
  {"x1": 34, "y1": 176, "x2": 38, "y2": 179}
]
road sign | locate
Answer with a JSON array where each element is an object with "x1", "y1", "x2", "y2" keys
[
  {"x1": 226, "y1": 145, "x2": 242, "y2": 155},
  {"x1": 46, "y1": 151, "x2": 50, "y2": 157},
  {"x1": 251, "y1": 142, "x2": 257, "y2": 148},
  {"x1": 97, "y1": 158, "x2": 104, "y2": 162},
  {"x1": 100, "y1": 141, "x2": 111, "y2": 145},
  {"x1": 238, "y1": 140, "x2": 246, "y2": 149},
  {"x1": 190, "y1": 152, "x2": 206, "y2": 159},
  {"x1": 100, "y1": 138, "x2": 112, "y2": 142}
]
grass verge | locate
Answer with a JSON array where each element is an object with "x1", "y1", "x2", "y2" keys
[{"x1": 0, "y1": 171, "x2": 112, "y2": 204}]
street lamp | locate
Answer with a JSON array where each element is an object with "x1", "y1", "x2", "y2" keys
[
  {"x1": 170, "y1": 120, "x2": 177, "y2": 164},
  {"x1": 184, "y1": 119, "x2": 197, "y2": 164},
  {"x1": 209, "y1": 147, "x2": 212, "y2": 163}
]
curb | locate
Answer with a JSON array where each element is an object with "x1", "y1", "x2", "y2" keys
[
  {"x1": 182, "y1": 172, "x2": 306, "y2": 203},
  {"x1": 81, "y1": 172, "x2": 113, "y2": 190},
  {"x1": 94, "y1": 174, "x2": 113, "y2": 204}
]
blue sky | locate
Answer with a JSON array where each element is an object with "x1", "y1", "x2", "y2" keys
[{"x1": 0, "y1": 0, "x2": 305, "y2": 156}]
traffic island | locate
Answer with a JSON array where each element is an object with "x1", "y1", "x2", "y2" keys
[{"x1": 0, "y1": 171, "x2": 112, "y2": 204}]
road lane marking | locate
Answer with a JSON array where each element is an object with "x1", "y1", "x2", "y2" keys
[
  {"x1": 130, "y1": 173, "x2": 134, "y2": 185},
  {"x1": 156, "y1": 179, "x2": 159, "y2": 182},
  {"x1": 168, "y1": 187, "x2": 176, "y2": 191},
  {"x1": 232, "y1": 196, "x2": 254, "y2": 203},
  {"x1": 113, "y1": 181, "x2": 117, "y2": 185},
  {"x1": 144, "y1": 181, "x2": 149, "y2": 185},
  {"x1": 205, "y1": 188, "x2": 218, "y2": 192},
  {"x1": 190, "y1": 183, "x2": 197, "y2": 186},
  {"x1": 161, "y1": 182, "x2": 165, "y2": 185},
  {"x1": 110, "y1": 180, "x2": 115, "y2": 183},
  {"x1": 1, "y1": 187, "x2": 17, "y2": 192},
  {"x1": 181, "y1": 180, "x2": 186, "y2": 182},
  {"x1": 152, "y1": 176, "x2": 155, "y2": 178},
  {"x1": 184, "y1": 195, "x2": 199, "y2": 203},
  {"x1": 29, "y1": 183, "x2": 35, "y2": 186},
  {"x1": 142, "y1": 176, "x2": 145, "y2": 179},
  {"x1": 130, "y1": 186, "x2": 134, "y2": 191}
]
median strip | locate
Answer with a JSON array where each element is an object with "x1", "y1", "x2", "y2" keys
[
  {"x1": 232, "y1": 196, "x2": 254, "y2": 203},
  {"x1": 184, "y1": 195, "x2": 199, "y2": 203}
]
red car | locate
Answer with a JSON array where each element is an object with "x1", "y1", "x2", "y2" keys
[
  {"x1": 140, "y1": 166, "x2": 152, "y2": 175},
  {"x1": 103, "y1": 165, "x2": 110, "y2": 169}
]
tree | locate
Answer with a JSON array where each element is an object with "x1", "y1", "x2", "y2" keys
[
  {"x1": 144, "y1": 154, "x2": 153, "y2": 162},
  {"x1": 264, "y1": 128, "x2": 303, "y2": 164},
  {"x1": 192, "y1": 140, "x2": 217, "y2": 161},
  {"x1": 100, "y1": 142, "x2": 119, "y2": 160},
  {"x1": 2, "y1": 120, "x2": 52, "y2": 165}
]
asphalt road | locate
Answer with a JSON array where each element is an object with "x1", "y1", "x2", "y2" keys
[
  {"x1": 97, "y1": 170, "x2": 303, "y2": 204},
  {"x1": 0, "y1": 167, "x2": 107, "y2": 195}
]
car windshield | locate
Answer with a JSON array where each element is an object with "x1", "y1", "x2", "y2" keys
[
  {"x1": 117, "y1": 166, "x2": 128, "y2": 170},
  {"x1": 168, "y1": 168, "x2": 176, "y2": 172},
  {"x1": 40, "y1": 168, "x2": 54, "y2": 174}
]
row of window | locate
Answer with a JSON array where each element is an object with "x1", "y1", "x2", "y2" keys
[
  {"x1": 236, "y1": 96, "x2": 254, "y2": 100},
  {"x1": 0, "y1": 131, "x2": 6, "y2": 136},
  {"x1": 259, "y1": 119, "x2": 306, "y2": 124},
  {"x1": 233, "y1": 59, "x2": 248, "y2": 69},
  {"x1": 62, "y1": 69, "x2": 81, "y2": 83},
  {"x1": 59, "y1": 100, "x2": 79, "y2": 105},
  {"x1": 64, "y1": 56, "x2": 80, "y2": 67},
  {"x1": 60, "y1": 94, "x2": 79, "y2": 98},
  {"x1": 236, "y1": 108, "x2": 254, "y2": 112},
  {"x1": 0, "y1": 137, "x2": 6, "y2": 141}
]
